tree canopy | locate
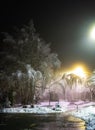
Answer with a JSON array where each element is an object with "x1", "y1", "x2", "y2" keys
[
  {"x1": 0, "y1": 20, "x2": 61, "y2": 105},
  {"x1": 0, "y1": 20, "x2": 61, "y2": 76}
]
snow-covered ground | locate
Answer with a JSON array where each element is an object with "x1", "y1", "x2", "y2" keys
[
  {"x1": 1, "y1": 101, "x2": 95, "y2": 130},
  {"x1": 0, "y1": 103, "x2": 67, "y2": 114},
  {"x1": 72, "y1": 106, "x2": 95, "y2": 130}
]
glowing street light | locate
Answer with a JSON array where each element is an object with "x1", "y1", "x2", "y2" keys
[
  {"x1": 66, "y1": 63, "x2": 89, "y2": 78},
  {"x1": 89, "y1": 25, "x2": 95, "y2": 40},
  {"x1": 72, "y1": 67, "x2": 86, "y2": 78}
]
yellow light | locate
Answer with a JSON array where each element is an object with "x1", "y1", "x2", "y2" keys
[
  {"x1": 66, "y1": 63, "x2": 89, "y2": 78},
  {"x1": 63, "y1": 63, "x2": 90, "y2": 78},
  {"x1": 90, "y1": 25, "x2": 95, "y2": 40},
  {"x1": 72, "y1": 67, "x2": 85, "y2": 78}
]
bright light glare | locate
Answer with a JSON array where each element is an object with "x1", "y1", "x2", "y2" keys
[
  {"x1": 63, "y1": 63, "x2": 90, "y2": 78},
  {"x1": 90, "y1": 26, "x2": 95, "y2": 40},
  {"x1": 72, "y1": 67, "x2": 85, "y2": 78}
]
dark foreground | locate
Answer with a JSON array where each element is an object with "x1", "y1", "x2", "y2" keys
[{"x1": 0, "y1": 113, "x2": 85, "y2": 130}]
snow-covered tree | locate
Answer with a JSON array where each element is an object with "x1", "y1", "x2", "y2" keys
[
  {"x1": 0, "y1": 20, "x2": 61, "y2": 105},
  {"x1": 86, "y1": 71, "x2": 95, "y2": 101}
]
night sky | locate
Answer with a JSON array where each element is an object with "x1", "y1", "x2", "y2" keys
[{"x1": 1, "y1": 0, "x2": 95, "y2": 71}]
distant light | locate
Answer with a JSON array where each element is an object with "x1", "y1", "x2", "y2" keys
[
  {"x1": 63, "y1": 63, "x2": 90, "y2": 78},
  {"x1": 66, "y1": 64, "x2": 87, "y2": 78},
  {"x1": 72, "y1": 67, "x2": 85, "y2": 78}
]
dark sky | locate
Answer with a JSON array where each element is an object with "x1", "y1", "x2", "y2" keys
[{"x1": 1, "y1": 0, "x2": 95, "y2": 71}]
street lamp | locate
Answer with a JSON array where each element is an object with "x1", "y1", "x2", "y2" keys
[
  {"x1": 89, "y1": 25, "x2": 95, "y2": 40},
  {"x1": 67, "y1": 64, "x2": 88, "y2": 78},
  {"x1": 72, "y1": 67, "x2": 86, "y2": 78}
]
